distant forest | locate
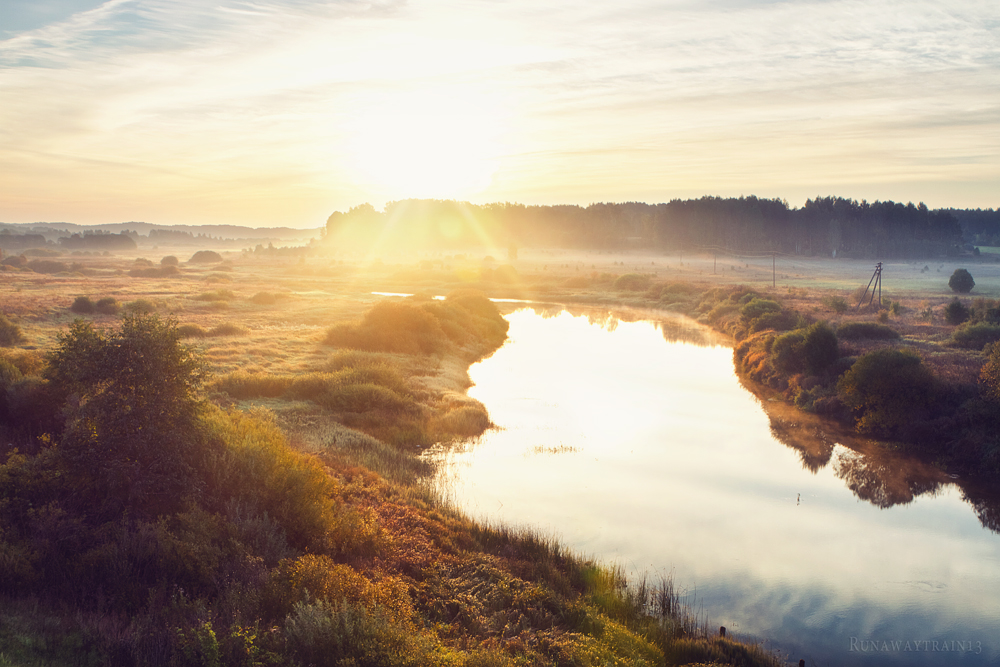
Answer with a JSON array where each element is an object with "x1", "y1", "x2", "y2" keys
[{"x1": 325, "y1": 197, "x2": 1000, "y2": 259}]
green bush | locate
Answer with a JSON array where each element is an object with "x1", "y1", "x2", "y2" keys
[
  {"x1": 0, "y1": 314, "x2": 25, "y2": 346},
  {"x1": 71, "y1": 296, "x2": 95, "y2": 314},
  {"x1": 251, "y1": 291, "x2": 286, "y2": 305},
  {"x1": 770, "y1": 329, "x2": 807, "y2": 374},
  {"x1": 837, "y1": 348, "x2": 935, "y2": 437},
  {"x1": 123, "y1": 299, "x2": 157, "y2": 314},
  {"x1": 46, "y1": 315, "x2": 206, "y2": 518},
  {"x1": 821, "y1": 295, "x2": 849, "y2": 314},
  {"x1": 207, "y1": 322, "x2": 249, "y2": 337},
  {"x1": 26, "y1": 259, "x2": 68, "y2": 274},
  {"x1": 836, "y1": 322, "x2": 900, "y2": 340},
  {"x1": 323, "y1": 295, "x2": 508, "y2": 357},
  {"x1": 189, "y1": 250, "x2": 224, "y2": 264},
  {"x1": 949, "y1": 268, "x2": 975, "y2": 293},
  {"x1": 613, "y1": 273, "x2": 653, "y2": 291},
  {"x1": 945, "y1": 298, "x2": 970, "y2": 325},
  {"x1": 95, "y1": 297, "x2": 119, "y2": 315},
  {"x1": 740, "y1": 298, "x2": 781, "y2": 321},
  {"x1": 950, "y1": 323, "x2": 1000, "y2": 350},
  {"x1": 177, "y1": 324, "x2": 208, "y2": 338},
  {"x1": 770, "y1": 322, "x2": 838, "y2": 375},
  {"x1": 803, "y1": 322, "x2": 839, "y2": 374},
  {"x1": 747, "y1": 309, "x2": 801, "y2": 333}
]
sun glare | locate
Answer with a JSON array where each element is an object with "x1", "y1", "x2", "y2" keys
[{"x1": 343, "y1": 87, "x2": 507, "y2": 199}]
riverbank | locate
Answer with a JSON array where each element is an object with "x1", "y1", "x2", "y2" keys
[{"x1": 0, "y1": 253, "x2": 785, "y2": 666}]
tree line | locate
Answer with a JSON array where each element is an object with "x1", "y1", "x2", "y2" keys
[{"x1": 324, "y1": 196, "x2": 983, "y2": 258}]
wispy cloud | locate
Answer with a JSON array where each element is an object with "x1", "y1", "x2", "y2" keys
[{"x1": 0, "y1": 0, "x2": 997, "y2": 225}]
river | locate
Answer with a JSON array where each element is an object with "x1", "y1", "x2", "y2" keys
[{"x1": 425, "y1": 305, "x2": 1000, "y2": 666}]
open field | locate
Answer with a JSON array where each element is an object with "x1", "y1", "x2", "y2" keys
[
  {"x1": 0, "y1": 245, "x2": 800, "y2": 667},
  {"x1": 2, "y1": 243, "x2": 998, "y2": 665}
]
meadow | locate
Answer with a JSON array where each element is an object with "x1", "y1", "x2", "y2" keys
[
  {"x1": 3, "y1": 241, "x2": 999, "y2": 665},
  {"x1": 0, "y1": 246, "x2": 799, "y2": 667}
]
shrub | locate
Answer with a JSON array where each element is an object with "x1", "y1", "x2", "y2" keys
[
  {"x1": 123, "y1": 299, "x2": 157, "y2": 314},
  {"x1": 325, "y1": 302, "x2": 447, "y2": 355},
  {"x1": 747, "y1": 309, "x2": 801, "y2": 333},
  {"x1": 740, "y1": 298, "x2": 781, "y2": 321},
  {"x1": 161, "y1": 255, "x2": 179, "y2": 266},
  {"x1": 821, "y1": 295, "x2": 849, "y2": 314},
  {"x1": 189, "y1": 250, "x2": 224, "y2": 264},
  {"x1": 207, "y1": 322, "x2": 249, "y2": 337},
  {"x1": 283, "y1": 599, "x2": 430, "y2": 667},
  {"x1": 95, "y1": 297, "x2": 119, "y2": 315},
  {"x1": 45, "y1": 315, "x2": 206, "y2": 518},
  {"x1": 950, "y1": 323, "x2": 1000, "y2": 350},
  {"x1": 70, "y1": 296, "x2": 95, "y2": 314},
  {"x1": 613, "y1": 273, "x2": 652, "y2": 291},
  {"x1": 945, "y1": 298, "x2": 970, "y2": 325},
  {"x1": 803, "y1": 322, "x2": 839, "y2": 374},
  {"x1": 770, "y1": 323, "x2": 838, "y2": 376},
  {"x1": 836, "y1": 322, "x2": 899, "y2": 340},
  {"x1": 837, "y1": 348, "x2": 935, "y2": 436},
  {"x1": 0, "y1": 314, "x2": 25, "y2": 346},
  {"x1": 177, "y1": 324, "x2": 209, "y2": 338},
  {"x1": 1, "y1": 255, "x2": 27, "y2": 267},
  {"x1": 133, "y1": 258, "x2": 154, "y2": 267},
  {"x1": 949, "y1": 268, "x2": 975, "y2": 293},
  {"x1": 251, "y1": 291, "x2": 286, "y2": 305},
  {"x1": 26, "y1": 259, "x2": 68, "y2": 274}
]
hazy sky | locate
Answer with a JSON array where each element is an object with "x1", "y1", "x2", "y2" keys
[{"x1": 2, "y1": 0, "x2": 998, "y2": 228}]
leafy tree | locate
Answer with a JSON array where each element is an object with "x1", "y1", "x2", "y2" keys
[
  {"x1": 949, "y1": 268, "x2": 975, "y2": 293},
  {"x1": 46, "y1": 315, "x2": 206, "y2": 518},
  {"x1": 837, "y1": 349, "x2": 935, "y2": 437}
]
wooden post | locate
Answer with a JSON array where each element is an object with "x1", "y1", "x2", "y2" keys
[{"x1": 772, "y1": 254, "x2": 775, "y2": 288}]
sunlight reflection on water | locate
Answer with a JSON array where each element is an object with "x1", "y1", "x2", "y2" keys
[{"x1": 425, "y1": 307, "x2": 1000, "y2": 666}]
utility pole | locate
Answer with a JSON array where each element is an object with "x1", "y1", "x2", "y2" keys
[{"x1": 855, "y1": 262, "x2": 883, "y2": 310}]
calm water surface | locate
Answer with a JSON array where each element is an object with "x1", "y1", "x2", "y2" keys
[{"x1": 426, "y1": 307, "x2": 1000, "y2": 666}]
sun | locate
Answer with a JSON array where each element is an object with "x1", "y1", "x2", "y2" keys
[{"x1": 343, "y1": 87, "x2": 507, "y2": 199}]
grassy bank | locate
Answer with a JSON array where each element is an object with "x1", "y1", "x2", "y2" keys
[
  {"x1": 0, "y1": 280, "x2": 782, "y2": 666},
  {"x1": 685, "y1": 285, "x2": 1000, "y2": 480}
]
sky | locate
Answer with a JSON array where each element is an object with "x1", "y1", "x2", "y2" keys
[{"x1": 1, "y1": 0, "x2": 998, "y2": 228}]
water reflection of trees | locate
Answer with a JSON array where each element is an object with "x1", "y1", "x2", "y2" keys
[
  {"x1": 832, "y1": 448, "x2": 943, "y2": 508},
  {"x1": 762, "y1": 399, "x2": 1000, "y2": 532},
  {"x1": 523, "y1": 305, "x2": 723, "y2": 344}
]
